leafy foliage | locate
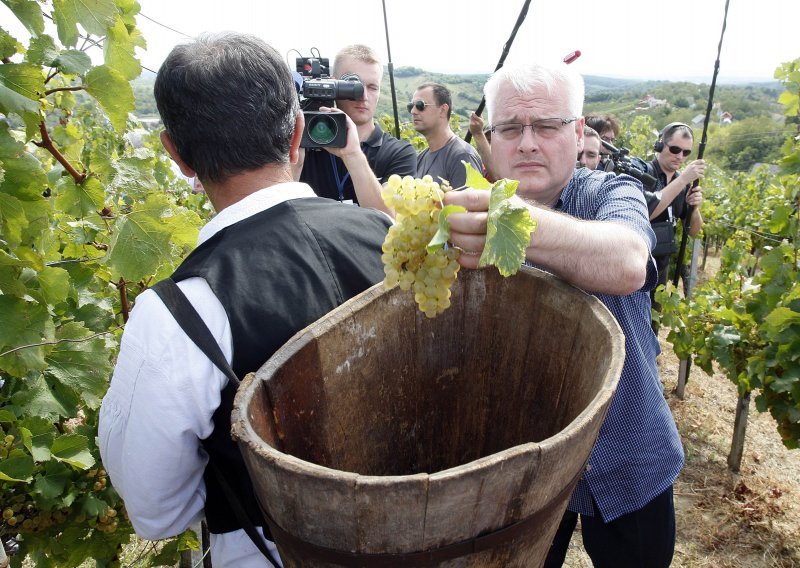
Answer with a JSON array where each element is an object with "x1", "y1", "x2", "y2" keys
[
  {"x1": 0, "y1": 1, "x2": 206, "y2": 565},
  {"x1": 659, "y1": 58, "x2": 800, "y2": 451}
]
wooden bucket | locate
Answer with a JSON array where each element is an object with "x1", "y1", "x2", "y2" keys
[{"x1": 232, "y1": 266, "x2": 624, "y2": 567}]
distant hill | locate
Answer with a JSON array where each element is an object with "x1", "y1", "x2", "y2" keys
[{"x1": 131, "y1": 68, "x2": 784, "y2": 131}]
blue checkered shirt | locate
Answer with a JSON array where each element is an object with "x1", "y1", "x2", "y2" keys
[{"x1": 542, "y1": 169, "x2": 685, "y2": 522}]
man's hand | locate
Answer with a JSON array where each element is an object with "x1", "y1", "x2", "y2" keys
[
  {"x1": 686, "y1": 185, "x2": 703, "y2": 207},
  {"x1": 469, "y1": 112, "x2": 485, "y2": 138},
  {"x1": 443, "y1": 189, "x2": 490, "y2": 268},
  {"x1": 319, "y1": 106, "x2": 362, "y2": 160},
  {"x1": 679, "y1": 159, "x2": 706, "y2": 185}
]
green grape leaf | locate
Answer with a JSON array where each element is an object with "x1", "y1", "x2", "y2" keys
[
  {"x1": 19, "y1": 416, "x2": 55, "y2": 462},
  {"x1": 79, "y1": 491, "x2": 107, "y2": 517},
  {"x1": 161, "y1": 207, "x2": 203, "y2": 253},
  {"x1": 25, "y1": 35, "x2": 59, "y2": 67},
  {"x1": 0, "y1": 28, "x2": 21, "y2": 60},
  {"x1": 34, "y1": 461, "x2": 72, "y2": 500},
  {"x1": 0, "y1": 408, "x2": 17, "y2": 423},
  {"x1": 0, "y1": 296, "x2": 53, "y2": 375},
  {"x1": 464, "y1": 161, "x2": 491, "y2": 190},
  {"x1": 0, "y1": 62, "x2": 42, "y2": 130},
  {"x1": 2, "y1": 0, "x2": 45, "y2": 36},
  {"x1": 110, "y1": 155, "x2": 158, "y2": 197},
  {"x1": 105, "y1": 194, "x2": 175, "y2": 281},
  {"x1": 84, "y1": 64, "x2": 135, "y2": 132},
  {"x1": 11, "y1": 374, "x2": 77, "y2": 419},
  {"x1": 0, "y1": 123, "x2": 49, "y2": 200},
  {"x1": 0, "y1": 191, "x2": 28, "y2": 247},
  {"x1": 54, "y1": 49, "x2": 92, "y2": 76},
  {"x1": 427, "y1": 204, "x2": 466, "y2": 253},
  {"x1": 37, "y1": 266, "x2": 72, "y2": 305},
  {"x1": 51, "y1": 433, "x2": 94, "y2": 469},
  {"x1": 54, "y1": 175, "x2": 105, "y2": 217},
  {"x1": 0, "y1": 450, "x2": 35, "y2": 482},
  {"x1": 44, "y1": 321, "x2": 111, "y2": 410},
  {"x1": 52, "y1": 0, "x2": 118, "y2": 46},
  {"x1": 479, "y1": 179, "x2": 536, "y2": 277},
  {"x1": 104, "y1": 17, "x2": 141, "y2": 80}
]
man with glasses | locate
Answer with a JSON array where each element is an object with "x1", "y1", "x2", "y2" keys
[
  {"x1": 635, "y1": 122, "x2": 705, "y2": 311},
  {"x1": 410, "y1": 83, "x2": 482, "y2": 188},
  {"x1": 444, "y1": 63, "x2": 683, "y2": 568},
  {"x1": 299, "y1": 44, "x2": 416, "y2": 212}
]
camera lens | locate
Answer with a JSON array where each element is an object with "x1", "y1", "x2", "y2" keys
[
  {"x1": 307, "y1": 114, "x2": 338, "y2": 145},
  {"x1": 335, "y1": 80, "x2": 364, "y2": 100}
]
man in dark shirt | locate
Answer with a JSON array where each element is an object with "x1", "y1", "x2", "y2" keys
[
  {"x1": 633, "y1": 122, "x2": 705, "y2": 310},
  {"x1": 299, "y1": 44, "x2": 416, "y2": 213}
]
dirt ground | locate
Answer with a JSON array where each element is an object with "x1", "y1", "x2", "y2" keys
[{"x1": 563, "y1": 258, "x2": 800, "y2": 567}]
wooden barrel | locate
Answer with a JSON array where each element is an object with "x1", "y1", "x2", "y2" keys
[{"x1": 232, "y1": 266, "x2": 624, "y2": 567}]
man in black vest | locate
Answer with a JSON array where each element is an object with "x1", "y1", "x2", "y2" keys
[{"x1": 99, "y1": 33, "x2": 391, "y2": 567}]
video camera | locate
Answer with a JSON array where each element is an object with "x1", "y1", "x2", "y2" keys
[
  {"x1": 296, "y1": 56, "x2": 364, "y2": 149},
  {"x1": 600, "y1": 140, "x2": 657, "y2": 192}
]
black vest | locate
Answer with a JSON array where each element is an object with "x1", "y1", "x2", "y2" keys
[{"x1": 171, "y1": 197, "x2": 390, "y2": 534}]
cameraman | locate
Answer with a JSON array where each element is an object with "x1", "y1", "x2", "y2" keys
[
  {"x1": 299, "y1": 44, "x2": 416, "y2": 214},
  {"x1": 633, "y1": 122, "x2": 705, "y2": 313},
  {"x1": 577, "y1": 126, "x2": 601, "y2": 170}
]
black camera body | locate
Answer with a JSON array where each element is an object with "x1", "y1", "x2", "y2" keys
[
  {"x1": 297, "y1": 57, "x2": 364, "y2": 149},
  {"x1": 600, "y1": 140, "x2": 657, "y2": 192}
]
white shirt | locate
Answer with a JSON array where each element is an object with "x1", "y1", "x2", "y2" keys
[{"x1": 99, "y1": 182, "x2": 316, "y2": 567}]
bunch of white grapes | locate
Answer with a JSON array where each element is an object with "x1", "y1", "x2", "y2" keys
[{"x1": 381, "y1": 174, "x2": 461, "y2": 318}]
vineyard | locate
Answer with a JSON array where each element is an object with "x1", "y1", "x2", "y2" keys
[{"x1": 0, "y1": 1, "x2": 798, "y2": 566}]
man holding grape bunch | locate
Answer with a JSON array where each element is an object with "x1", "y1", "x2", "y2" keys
[{"x1": 445, "y1": 64, "x2": 684, "y2": 567}]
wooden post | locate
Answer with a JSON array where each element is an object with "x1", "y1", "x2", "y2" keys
[{"x1": 727, "y1": 391, "x2": 751, "y2": 473}]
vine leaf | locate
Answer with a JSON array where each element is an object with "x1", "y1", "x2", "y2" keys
[
  {"x1": 20, "y1": 416, "x2": 56, "y2": 462},
  {"x1": 479, "y1": 178, "x2": 536, "y2": 277},
  {"x1": 106, "y1": 193, "x2": 175, "y2": 281},
  {"x1": 0, "y1": 450, "x2": 35, "y2": 482},
  {"x1": 0, "y1": 296, "x2": 53, "y2": 375},
  {"x1": 3, "y1": 0, "x2": 45, "y2": 36},
  {"x1": 54, "y1": 49, "x2": 93, "y2": 76},
  {"x1": 51, "y1": 433, "x2": 95, "y2": 469},
  {"x1": 52, "y1": 0, "x2": 118, "y2": 47},
  {"x1": 0, "y1": 62, "x2": 42, "y2": 134},
  {"x1": 36, "y1": 266, "x2": 72, "y2": 305},
  {"x1": 426, "y1": 204, "x2": 466, "y2": 253},
  {"x1": 84, "y1": 64, "x2": 135, "y2": 132},
  {"x1": 35, "y1": 461, "x2": 72, "y2": 501},
  {"x1": 104, "y1": 17, "x2": 142, "y2": 80},
  {"x1": 45, "y1": 322, "x2": 111, "y2": 410},
  {"x1": 55, "y1": 175, "x2": 105, "y2": 217},
  {"x1": 25, "y1": 35, "x2": 60, "y2": 67}
]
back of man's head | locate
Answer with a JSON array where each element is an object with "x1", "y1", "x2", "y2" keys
[
  {"x1": 585, "y1": 114, "x2": 620, "y2": 138},
  {"x1": 484, "y1": 64, "x2": 584, "y2": 125},
  {"x1": 154, "y1": 32, "x2": 298, "y2": 184}
]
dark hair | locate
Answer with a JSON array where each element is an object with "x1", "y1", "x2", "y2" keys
[
  {"x1": 585, "y1": 114, "x2": 620, "y2": 138},
  {"x1": 417, "y1": 82, "x2": 452, "y2": 119},
  {"x1": 154, "y1": 33, "x2": 299, "y2": 184}
]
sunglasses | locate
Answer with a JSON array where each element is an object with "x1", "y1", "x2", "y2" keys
[
  {"x1": 407, "y1": 100, "x2": 432, "y2": 113},
  {"x1": 668, "y1": 145, "x2": 692, "y2": 157}
]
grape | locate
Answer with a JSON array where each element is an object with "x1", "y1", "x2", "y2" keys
[{"x1": 381, "y1": 175, "x2": 461, "y2": 318}]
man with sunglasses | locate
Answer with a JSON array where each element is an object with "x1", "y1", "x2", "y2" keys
[
  {"x1": 635, "y1": 122, "x2": 705, "y2": 312},
  {"x1": 299, "y1": 44, "x2": 416, "y2": 212},
  {"x1": 410, "y1": 83, "x2": 482, "y2": 188},
  {"x1": 444, "y1": 63, "x2": 683, "y2": 568}
]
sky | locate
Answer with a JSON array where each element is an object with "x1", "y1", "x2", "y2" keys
[
  {"x1": 1, "y1": 0, "x2": 797, "y2": 82},
  {"x1": 126, "y1": 0, "x2": 797, "y2": 82}
]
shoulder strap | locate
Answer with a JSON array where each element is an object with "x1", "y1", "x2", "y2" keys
[{"x1": 150, "y1": 278, "x2": 281, "y2": 566}]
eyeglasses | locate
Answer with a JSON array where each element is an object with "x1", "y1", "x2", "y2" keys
[
  {"x1": 490, "y1": 118, "x2": 577, "y2": 141},
  {"x1": 667, "y1": 145, "x2": 692, "y2": 157},
  {"x1": 601, "y1": 135, "x2": 615, "y2": 143},
  {"x1": 407, "y1": 100, "x2": 432, "y2": 113}
]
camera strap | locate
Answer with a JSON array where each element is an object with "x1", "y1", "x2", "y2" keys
[{"x1": 329, "y1": 154, "x2": 350, "y2": 202}]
